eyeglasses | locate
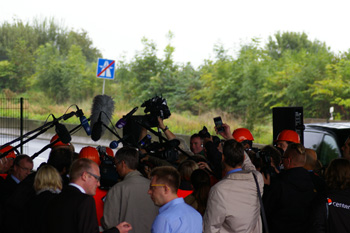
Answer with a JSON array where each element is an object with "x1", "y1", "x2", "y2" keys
[
  {"x1": 17, "y1": 164, "x2": 32, "y2": 172},
  {"x1": 149, "y1": 184, "x2": 166, "y2": 190},
  {"x1": 86, "y1": 171, "x2": 101, "y2": 182}
]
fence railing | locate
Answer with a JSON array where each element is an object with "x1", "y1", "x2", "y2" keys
[{"x1": 0, "y1": 97, "x2": 28, "y2": 154}]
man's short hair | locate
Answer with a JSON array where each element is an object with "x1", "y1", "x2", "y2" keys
[
  {"x1": 190, "y1": 134, "x2": 203, "y2": 141},
  {"x1": 286, "y1": 143, "x2": 306, "y2": 166},
  {"x1": 304, "y1": 149, "x2": 317, "y2": 170},
  {"x1": 14, "y1": 154, "x2": 33, "y2": 167},
  {"x1": 115, "y1": 147, "x2": 139, "y2": 170},
  {"x1": 223, "y1": 139, "x2": 244, "y2": 168},
  {"x1": 150, "y1": 166, "x2": 180, "y2": 193},
  {"x1": 69, "y1": 158, "x2": 96, "y2": 182},
  {"x1": 261, "y1": 145, "x2": 282, "y2": 168}
]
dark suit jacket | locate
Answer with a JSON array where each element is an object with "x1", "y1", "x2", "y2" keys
[
  {"x1": 26, "y1": 190, "x2": 58, "y2": 233},
  {"x1": 2, "y1": 175, "x2": 18, "y2": 201},
  {"x1": 45, "y1": 185, "x2": 101, "y2": 233},
  {"x1": 263, "y1": 167, "x2": 315, "y2": 233},
  {"x1": 45, "y1": 185, "x2": 119, "y2": 233},
  {"x1": 2, "y1": 173, "x2": 36, "y2": 233}
]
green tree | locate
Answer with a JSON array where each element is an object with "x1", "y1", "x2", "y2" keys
[
  {"x1": 65, "y1": 45, "x2": 97, "y2": 102},
  {"x1": 34, "y1": 43, "x2": 70, "y2": 103},
  {"x1": 199, "y1": 39, "x2": 272, "y2": 129},
  {"x1": 264, "y1": 32, "x2": 334, "y2": 118},
  {"x1": 117, "y1": 37, "x2": 162, "y2": 105},
  {"x1": 310, "y1": 54, "x2": 350, "y2": 119},
  {"x1": 7, "y1": 39, "x2": 35, "y2": 92},
  {"x1": 0, "y1": 60, "x2": 15, "y2": 90},
  {"x1": 266, "y1": 31, "x2": 326, "y2": 59}
]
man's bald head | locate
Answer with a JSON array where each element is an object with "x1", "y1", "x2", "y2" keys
[{"x1": 304, "y1": 149, "x2": 317, "y2": 171}]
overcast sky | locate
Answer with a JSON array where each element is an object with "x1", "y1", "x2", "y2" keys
[{"x1": 1, "y1": 0, "x2": 350, "y2": 67}]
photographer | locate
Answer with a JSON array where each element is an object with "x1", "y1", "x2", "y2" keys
[
  {"x1": 257, "y1": 145, "x2": 282, "y2": 186},
  {"x1": 196, "y1": 126, "x2": 223, "y2": 180}
]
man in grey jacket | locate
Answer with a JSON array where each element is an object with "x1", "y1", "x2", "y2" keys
[
  {"x1": 101, "y1": 147, "x2": 158, "y2": 233},
  {"x1": 203, "y1": 124, "x2": 264, "y2": 233}
]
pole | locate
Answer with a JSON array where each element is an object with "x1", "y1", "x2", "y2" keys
[
  {"x1": 20, "y1": 97, "x2": 23, "y2": 154},
  {"x1": 102, "y1": 79, "x2": 105, "y2": 95}
]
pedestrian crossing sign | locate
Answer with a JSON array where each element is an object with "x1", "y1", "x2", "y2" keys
[{"x1": 96, "y1": 58, "x2": 115, "y2": 80}]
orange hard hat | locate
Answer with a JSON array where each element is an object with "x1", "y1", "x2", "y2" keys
[
  {"x1": 50, "y1": 134, "x2": 70, "y2": 148},
  {"x1": 276, "y1": 130, "x2": 300, "y2": 143},
  {"x1": 105, "y1": 147, "x2": 114, "y2": 157},
  {"x1": 0, "y1": 145, "x2": 16, "y2": 159},
  {"x1": 232, "y1": 128, "x2": 254, "y2": 142},
  {"x1": 79, "y1": 146, "x2": 101, "y2": 165}
]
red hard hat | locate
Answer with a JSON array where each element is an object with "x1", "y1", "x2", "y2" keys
[
  {"x1": 0, "y1": 145, "x2": 16, "y2": 159},
  {"x1": 105, "y1": 147, "x2": 114, "y2": 157},
  {"x1": 50, "y1": 134, "x2": 70, "y2": 148},
  {"x1": 79, "y1": 146, "x2": 101, "y2": 165},
  {"x1": 276, "y1": 130, "x2": 300, "y2": 143},
  {"x1": 232, "y1": 128, "x2": 254, "y2": 142}
]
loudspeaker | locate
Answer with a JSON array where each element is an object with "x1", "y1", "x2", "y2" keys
[{"x1": 272, "y1": 107, "x2": 304, "y2": 145}]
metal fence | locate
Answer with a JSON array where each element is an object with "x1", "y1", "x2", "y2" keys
[{"x1": 0, "y1": 97, "x2": 28, "y2": 154}]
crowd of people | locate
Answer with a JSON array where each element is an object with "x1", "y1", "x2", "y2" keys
[{"x1": 0, "y1": 117, "x2": 350, "y2": 233}]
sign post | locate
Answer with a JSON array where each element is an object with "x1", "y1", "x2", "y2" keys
[{"x1": 96, "y1": 58, "x2": 116, "y2": 94}]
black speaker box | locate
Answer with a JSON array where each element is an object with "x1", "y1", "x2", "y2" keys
[{"x1": 272, "y1": 107, "x2": 304, "y2": 145}]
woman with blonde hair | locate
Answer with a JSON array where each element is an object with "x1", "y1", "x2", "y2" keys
[
  {"x1": 34, "y1": 164, "x2": 62, "y2": 193},
  {"x1": 27, "y1": 165, "x2": 62, "y2": 233}
]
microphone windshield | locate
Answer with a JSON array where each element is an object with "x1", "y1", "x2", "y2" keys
[
  {"x1": 90, "y1": 95, "x2": 115, "y2": 141},
  {"x1": 55, "y1": 123, "x2": 71, "y2": 144}
]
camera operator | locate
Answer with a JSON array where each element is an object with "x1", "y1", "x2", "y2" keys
[
  {"x1": 139, "y1": 117, "x2": 179, "y2": 168},
  {"x1": 157, "y1": 117, "x2": 176, "y2": 140}
]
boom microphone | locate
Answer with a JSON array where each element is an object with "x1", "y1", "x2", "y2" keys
[
  {"x1": 76, "y1": 106, "x2": 91, "y2": 136},
  {"x1": 90, "y1": 95, "x2": 115, "y2": 141},
  {"x1": 109, "y1": 140, "x2": 121, "y2": 149},
  {"x1": 115, "y1": 107, "x2": 138, "y2": 129},
  {"x1": 109, "y1": 134, "x2": 132, "y2": 149}
]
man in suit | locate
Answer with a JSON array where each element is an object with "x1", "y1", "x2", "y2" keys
[
  {"x1": 1, "y1": 154, "x2": 33, "y2": 233},
  {"x1": 102, "y1": 147, "x2": 158, "y2": 233},
  {"x1": 45, "y1": 158, "x2": 131, "y2": 233},
  {"x1": 2, "y1": 154, "x2": 33, "y2": 201}
]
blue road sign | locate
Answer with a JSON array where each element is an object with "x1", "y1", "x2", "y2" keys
[{"x1": 96, "y1": 58, "x2": 115, "y2": 80}]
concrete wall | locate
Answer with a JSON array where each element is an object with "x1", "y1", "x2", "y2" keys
[{"x1": 0, "y1": 117, "x2": 192, "y2": 147}]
